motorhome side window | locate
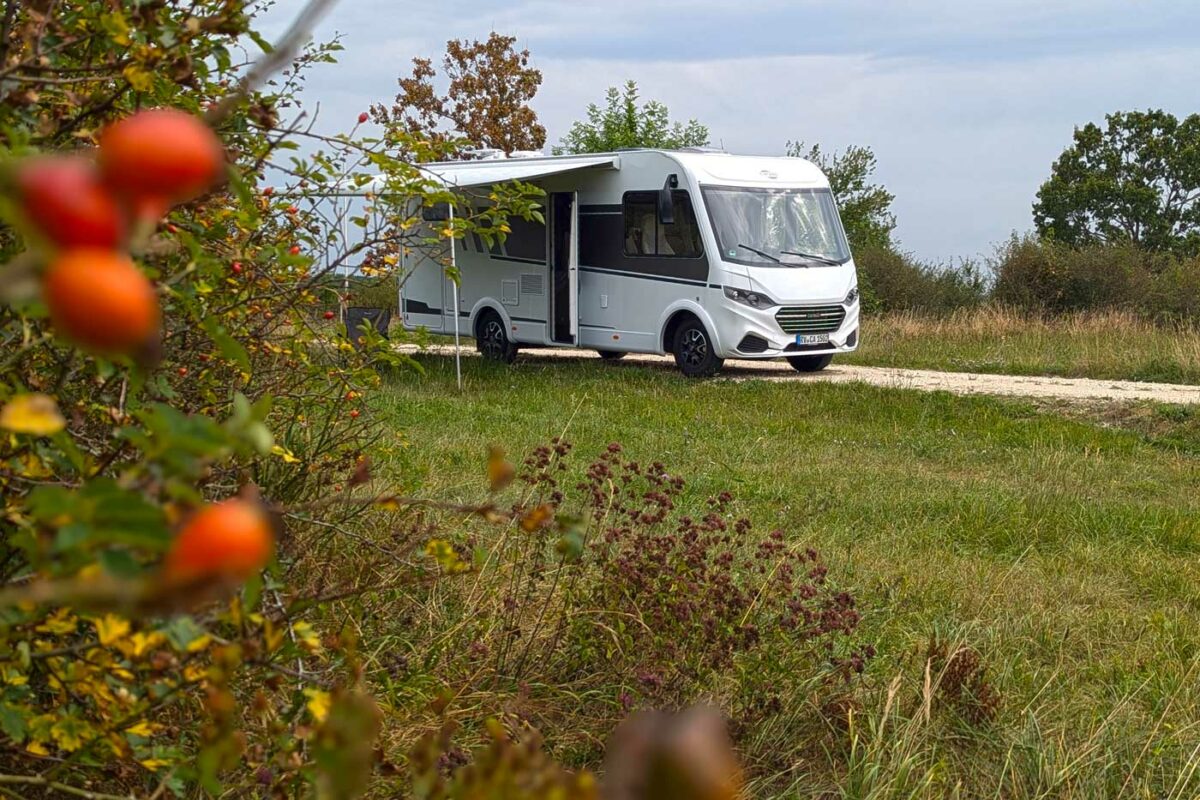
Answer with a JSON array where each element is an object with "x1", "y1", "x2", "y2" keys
[{"x1": 622, "y1": 191, "x2": 703, "y2": 258}]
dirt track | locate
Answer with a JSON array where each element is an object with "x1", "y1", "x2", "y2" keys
[{"x1": 405, "y1": 345, "x2": 1200, "y2": 405}]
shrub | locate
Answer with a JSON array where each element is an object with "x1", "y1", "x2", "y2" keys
[
  {"x1": 380, "y1": 441, "x2": 873, "y2": 788},
  {"x1": 991, "y1": 235, "x2": 1200, "y2": 321},
  {"x1": 855, "y1": 245, "x2": 988, "y2": 315}
]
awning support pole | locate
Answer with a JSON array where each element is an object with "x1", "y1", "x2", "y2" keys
[{"x1": 449, "y1": 204, "x2": 462, "y2": 392}]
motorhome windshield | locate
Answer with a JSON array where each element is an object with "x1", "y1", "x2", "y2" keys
[{"x1": 702, "y1": 186, "x2": 851, "y2": 267}]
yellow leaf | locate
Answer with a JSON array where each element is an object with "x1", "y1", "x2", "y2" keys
[
  {"x1": 183, "y1": 664, "x2": 207, "y2": 682},
  {"x1": 94, "y1": 614, "x2": 131, "y2": 646},
  {"x1": 116, "y1": 631, "x2": 164, "y2": 659},
  {"x1": 304, "y1": 688, "x2": 331, "y2": 722},
  {"x1": 263, "y1": 620, "x2": 285, "y2": 653},
  {"x1": 26, "y1": 740, "x2": 49, "y2": 756},
  {"x1": 122, "y1": 64, "x2": 154, "y2": 91},
  {"x1": 0, "y1": 394, "x2": 66, "y2": 436},
  {"x1": 424, "y1": 539, "x2": 469, "y2": 574},
  {"x1": 140, "y1": 758, "x2": 171, "y2": 771},
  {"x1": 292, "y1": 621, "x2": 322, "y2": 653},
  {"x1": 271, "y1": 444, "x2": 301, "y2": 464},
  {"x1": 36, "y1": 608, "x2": 77, "y2": 635},
  {"x1": 51, "y1": 719, "x2": 90, "y2": 752},
  {"x1": 520, "y1": 503, "x2": 554, "y2": 533},
  {"x1": 486, "y1": 445, "x2": 515, "y2": 492},
  {"x1": 1, "y1": 665, "x2": 27, "y2": 686},
  {"x1": 185, "y1": 634, "x2": 212, "y2": 653},
  {"x1": 124, "y1": 721, "x2": 158, "y2": 737}
]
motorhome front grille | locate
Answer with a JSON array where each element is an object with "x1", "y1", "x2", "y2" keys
[{"x1": 775, "y1": 305, "x2": 845, "y2": 335}]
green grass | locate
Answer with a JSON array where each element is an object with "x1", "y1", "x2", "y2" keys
[
  {"x1": 844, "y1": 308, "x2": 1200, "y2": 385},
  {"x1": 374, "y1": 352, "x2": 1200, "y2": 797}
]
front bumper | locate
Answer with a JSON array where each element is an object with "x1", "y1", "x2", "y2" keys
[{"x1": 712, "y1": 298, "x2": 861, "y2": 359}]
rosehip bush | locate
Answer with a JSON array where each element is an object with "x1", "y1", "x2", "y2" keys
[{"x1": 0, "y1": 1, "x2": 542, "y2": 797}]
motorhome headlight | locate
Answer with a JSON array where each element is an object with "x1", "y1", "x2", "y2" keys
[
  {"x1": 844, "y1": 285, "x2": 860, "y2": 305},
  {"x1": 723, "y1": 286, "x2": 777, "y2": 309}
]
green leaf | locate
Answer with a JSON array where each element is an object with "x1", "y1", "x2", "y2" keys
[
  {"x1": 98, "y1": 549, "x2": 142, "y2": 579},
  {"x1": 202, "y1": 316, "x2": 251, "y2": 373},
  {"x1": 0, "y1": 702, "x2": 27, "y2": 742}
]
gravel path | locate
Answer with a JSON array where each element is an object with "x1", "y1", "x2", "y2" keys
[{"x1": 404, "y1": 345, "x2": 1200, "y2": 405}]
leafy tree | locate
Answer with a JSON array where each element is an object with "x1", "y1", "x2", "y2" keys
[
  {"x1": 555, "y1": 80, "x2": 709, "y2": 154},
  {"x1": 1034, "y1": 109, "x2": 1200, "y2": 255},
  {"x1": 371, "y1": 32, "x2": 546, "y2": 156},
  {"x1": 787, "y1": 141, "x2": 896, "y2": 253}
]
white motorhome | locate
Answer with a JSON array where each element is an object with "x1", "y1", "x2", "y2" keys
[{"x1": 402, "y1": 148, "x2": 860, "y2": 377}]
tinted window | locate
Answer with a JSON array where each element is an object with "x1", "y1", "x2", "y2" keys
[{"x1": 622, "y1": 191, "x2": 703, "y2": 258}]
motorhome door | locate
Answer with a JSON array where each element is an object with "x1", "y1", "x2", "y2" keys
[{"x1": 550, "y1": 191, "x2": 578, "y2": 345}]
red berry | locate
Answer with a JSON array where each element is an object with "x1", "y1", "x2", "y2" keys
[
  {"x1": 98, "y1": 108, "x2": 225, "y2": 203},
  {"x1": 323, "y1": 311, "x2": 335, "y2": 320},
  {"x1": 164, "y1": 499, "x2": 273, "y2": 582},
  {"x1": 286, "y1": 205, "x2": 298, "y2": 214},
  {"x1": 231, "y1": 261, "x2": 243, "y2": 274},
  {"x1": 16, "y1": 158, "x2": 124, "y2": 248},
  {"x1": 43, "y1": 249, "x2": 159, "y2": 353},
  {"x1": 262, "y1": 186, "x2": 274, "y2": 197},
  {"x1": 178, "y1": 366, "x2": 188, "y2": 376},
  {"x1": 166, "y1": 223, "x2": 178, "y2": 234},
  {"x1": 289, "y1": 245, "x2": 300, "y2": 256},
  {"x1": 358, "y1": 112, "x2": 369, "y2": 124},
  {"x1": 350, "y1": 410, "x2": 360, "y2": 419}
]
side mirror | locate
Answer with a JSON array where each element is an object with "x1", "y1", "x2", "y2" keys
[{"x1": 657, "y1": 174, "x2": 678, "y2": 225}]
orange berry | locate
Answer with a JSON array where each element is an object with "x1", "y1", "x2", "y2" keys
[
  {"x1": 43, "y1": 249, "x2": 159, "y2": 353},
  {"x1": 177, "y1": 366, "x2": 188, "y2": 376},
  {"x1": 16, "y1": 157, "x2": 124, "y2": 248},
  {"x1": 164, "y1": 499, "x2": 273, "y2": 582},
  {"x1": 99, "y1": 109, "x2": 224, "y2": 203},
  {"x1": 350, "y1": 410, "x2": 360, "y2": 419}
]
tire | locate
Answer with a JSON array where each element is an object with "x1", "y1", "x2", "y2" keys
[
  {"x1": 672, "y1": 318, "x2": 724, "y2": 378},
  {"x1": 476, "y1": 311, "x2": 517, "y2": 364},
  {"x1": 786, "y1": 354, "x2": 834, "y2": 373},
  {"x1": 597, "y1": 350, "x2": 627, "y2": 361}
]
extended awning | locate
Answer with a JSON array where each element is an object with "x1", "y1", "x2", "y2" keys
[{"x1": 421, "y1": 154, "x2": 621, "y2": 188}]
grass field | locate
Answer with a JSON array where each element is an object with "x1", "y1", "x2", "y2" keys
[
  {"x1": 844, "y1": 308, "x2": 1200, "y2": 385},
  {"x1": 375, "y1": 352, "x2": 1200, "y2": 797}
]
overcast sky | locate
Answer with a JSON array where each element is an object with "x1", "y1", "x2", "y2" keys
[{"x1": 257, "y1": 0, "x2": 1200, "y2": 263}]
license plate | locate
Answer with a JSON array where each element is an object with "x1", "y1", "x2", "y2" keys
[{"x1": 796, "y1": 334, "x2": 829, "y2": 345}]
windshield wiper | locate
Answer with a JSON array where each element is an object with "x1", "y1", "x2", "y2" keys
[
  {"x1": 779, "y1": 249, "x2": 842, "y2": 267},
  {"x1": 736, "y1": 243, "x2": 782, "y2": 264}
]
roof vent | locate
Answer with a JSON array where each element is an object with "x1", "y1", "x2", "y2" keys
[{"x1": 460, "y1": 147, "x2": 505, "y2": 161}]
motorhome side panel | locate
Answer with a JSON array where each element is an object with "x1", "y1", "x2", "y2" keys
[
  {"x1": 565, "y1": 153, "x2": 714, "y2": 354},
  {"x1": 454, "y1": 211, "x2": 551, "y2": 345}
]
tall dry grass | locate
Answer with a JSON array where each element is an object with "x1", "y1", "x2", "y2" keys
[{"x1": 847, "y1": 307, "x2": 1200, "y2": 385}]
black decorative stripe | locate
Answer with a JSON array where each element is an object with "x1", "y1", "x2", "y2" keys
[
  {"x1": 403, "y1": 299, "x2": 442, "y2": 315},
  {"x1": 579, "y1": 323, "x2": 617, "y2": 330},
  {"x1": 510, "y1": 316, "x2": 546, "y2": 324},
  {"x1": 579, "y1": 266, "x2": 707, "y2": 287}
]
